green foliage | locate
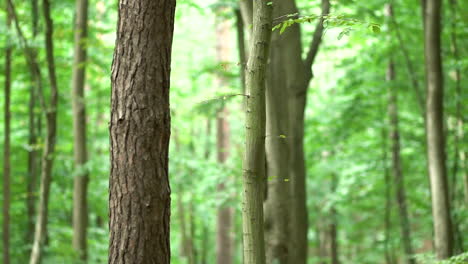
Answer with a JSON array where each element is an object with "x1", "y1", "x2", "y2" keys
[{"x1": 272, "y1": 13, "x2": 381, "y2": 38}]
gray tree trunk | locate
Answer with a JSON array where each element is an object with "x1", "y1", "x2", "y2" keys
[
  {"x1": 242, "y1": 0, "x2": 272, "y2": 263},
  {"x1": 423, "y1": 0, "x2": 454, "y2": 259},
  {"x1": 108, "y1": 0, "x2": 175, "y2": 263},
  {"x1": 263, "y1": 1, "x2": 291, "y2": 263},
  {"x1": 71, "y1": 0, "x2": 89, "y2": 260}
]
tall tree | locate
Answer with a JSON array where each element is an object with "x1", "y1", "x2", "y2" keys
[
  {"x1": 3, "y1": 4, "x2": 12, "y2": 264},
  {"x1": 26, "y1": 0, "x2": 40, "y2": 243},
  {"x1": 108, "y1": 0, "x2": 176, "y2": 263},
  {"x1": 387, "y1": 56, "x2": 415, "y2": 264},
  {"x1": 215, "y1": 9, "x2": 234, "y2": 264},
  {"x1": 71, "y1": 0, "x2": 89, "y2": 260},
  {"x1": 263, "y1": 1, "x2": 291, "y2": 263},
  {"x1": 29, "y1": 0, "x2": 59, "y2": 262},
  {"x1": 281, "y1": 1, "x2": 330, "y2": 262},
  {"x1": 242, "y1": 0, "x2": 272, "y2": 263},
  {"x1": 422, "y1": 0, "x2": 453, "y2": 259},
  {"x1": 386, "y1": 5, "x2": 415, "y2": 263}
]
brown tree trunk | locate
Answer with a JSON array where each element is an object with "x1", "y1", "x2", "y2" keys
[
  {"x1": 387, "y1": 56, "x2": 415, "y2": 264},
  {"x1": 381, "y1": 127, "x2": 395, "y2": 264},
  {"x1": 29, "y1": 0, "x2": 59, "y2": 262},
  {"x1": 109, "y1": 0, "x2": 175, "y2": 263},
  {"x1": 3, "y1": 5, "x2": 12, "y2": 264},
  {"x1": 422, "y1": 0, "x2": 454, "y2": 259},
  {"x1": 71, "y1": 0, "x2": 89, "y2": 260},
  {"x1": 215, "y1": 10, "x2": 233, "y2": 264}
]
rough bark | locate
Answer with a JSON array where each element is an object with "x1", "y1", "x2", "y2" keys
[
  {"x1": 215, "y1": 12, "x2": 233, "y2": 264},
  {"x1": 3, "y1": 6, "x2": 12, "y2": 264},
  {"x1": 387, "y1": 56, "x2": 415, "y2": 264},
  {"x1": 422, "y1": 0, "x2": 454, "y2": 259},
  {"x1": 263, "y1": 1, "x2": 291, "y2": 263},
  {"x1": 108, "y1": 0, "x2": 175, "y2": 263},
  {"x1": 71, "y1": 0, "x2": 89, "y2": 260},
  {"x1": 29, "y1": 0, "x2": 59, "y2": 262},
  {"x1": 242, "y1": 0, "x2": 272, "y2": 263}
]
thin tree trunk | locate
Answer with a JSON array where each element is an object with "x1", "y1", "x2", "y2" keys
[
  {"x1": 71, "y1": 0, "x2": 89, "y2": 260},
  {"x1": 189, "y1": 199, "x2": 197, "y2": 264},
  {"x1": 108, "y1": 0, "x2": 175, "y2": 263},
  {"x1": 26, "y1": 0, "x2": 40, "y2": 243},
  {"x1": 423, "y1": 0, "x2": 453, "y2": 259},
  {"x1": 242, "y1": 0, "x2": 272, "y2": 263},
  {"x1": 3, "y1": 5, "x2": 12, "y2": 264},
  {"x1": 387, "y1": 56, "x2": 415, "y2": 264},
  {"x1": 215, "y1": 10, "x2": 234, "y2": 264},
  {"x1": 330, "y1": 173, "x2": 339, "y2": 264},
  {"x1": 29, "y1": 0, "x2": 59, "y2": 262},
  {"x1": 382, "y1": 127, "x2": 395, "y2": 264},
  {"x1": 263, "y1": 1, "x2": 291, "y2": 263},
  {"x1": 447, "y1": 0, "x2": 464, "y2": 253}
]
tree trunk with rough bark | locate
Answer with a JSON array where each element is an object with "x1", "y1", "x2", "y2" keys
[
  {"x1": 3, "y1": 6, "x2": 12, "y2": 264},
  {"x1": 108, "y1": 0, "x2": 175, "y2": 263},
  {"x1": 215, "y1": 11, "x2": 233, "y2": 264},
  {"x1": 71, "y1": 0, "x2": 89, "y2": 260},
  {"x1": 423, "y1": 0, "x2": 454, "y2": 259},
  {"x1": 242, "y1": 0, "x2": 272, "y2": 263},
  {"x1": 29, "y1": 0, "x2": 59, "y2": 262}
]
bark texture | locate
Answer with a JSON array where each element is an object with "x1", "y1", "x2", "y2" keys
[
  {"x1": 215, "y1": 13, "x2": 233, "y2": 264},
  {"x1": 3, "y1": 6, "x2": 12, "y2": 264},
  {"x1": 387, "y1": 56, "x2": 415, "y2": 264},
  {"x1": 423, "y1": 0, "x2": 454, "y2": 259},
  {"x1": 29, "y1": 0, "x2": 59, "y2": 262},
  {"x1": 71, "y1": 0, "x2": 89, "y2": 260},
  {"x1": 263, "y1": 1, "x2": 291, "y2": 263},
  {"x1": 109, "y1": 0, "x2": 175, "y2": 263},
  {"x1": 242, "y1": 0, "x2": 272, "y2": 263}
]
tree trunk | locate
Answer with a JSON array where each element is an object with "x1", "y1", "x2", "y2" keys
[
  {"x1": 387, "y1": 55, "x2": 415, "y2": 264},
  {"x1": 26, "y1": 0, "x2": 40, "y2": 243},
  {"x1": 108, "y1": 0, "x2": 175, "y2": 263},
  {"x1": 242, "y1": 0, "x2": 272, "y2": 263},
  {"x1": 381, "y1": 127, "x2": 395, "y2": 264},
  {"x1": 3, "y1": 6, "x2": 12, "y2": 264},
  {"x1": 215, "y1": 12, "x2": 233, "y2": 264},
  {"x1": 29, "y1": 0, "x2": 59, "y2": 262},
  {"x1": 330, "y1": 174, "x2": 339, "y2": 264},
  {"x1": 280, "y1": 1, "x2": 330, "y2": 262},
  {"x1": 422, "y1": 0, "x2": 454, "y2": 259},
  {"x1": 71, "y1": 0, "x2": 89, "y2": 260},
  {"x1": 448, "y1": 0, "x2": 465, "y2": 253},
  {"x1": 263, "y1": 1, "x2": 291, "y2": 263}
]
